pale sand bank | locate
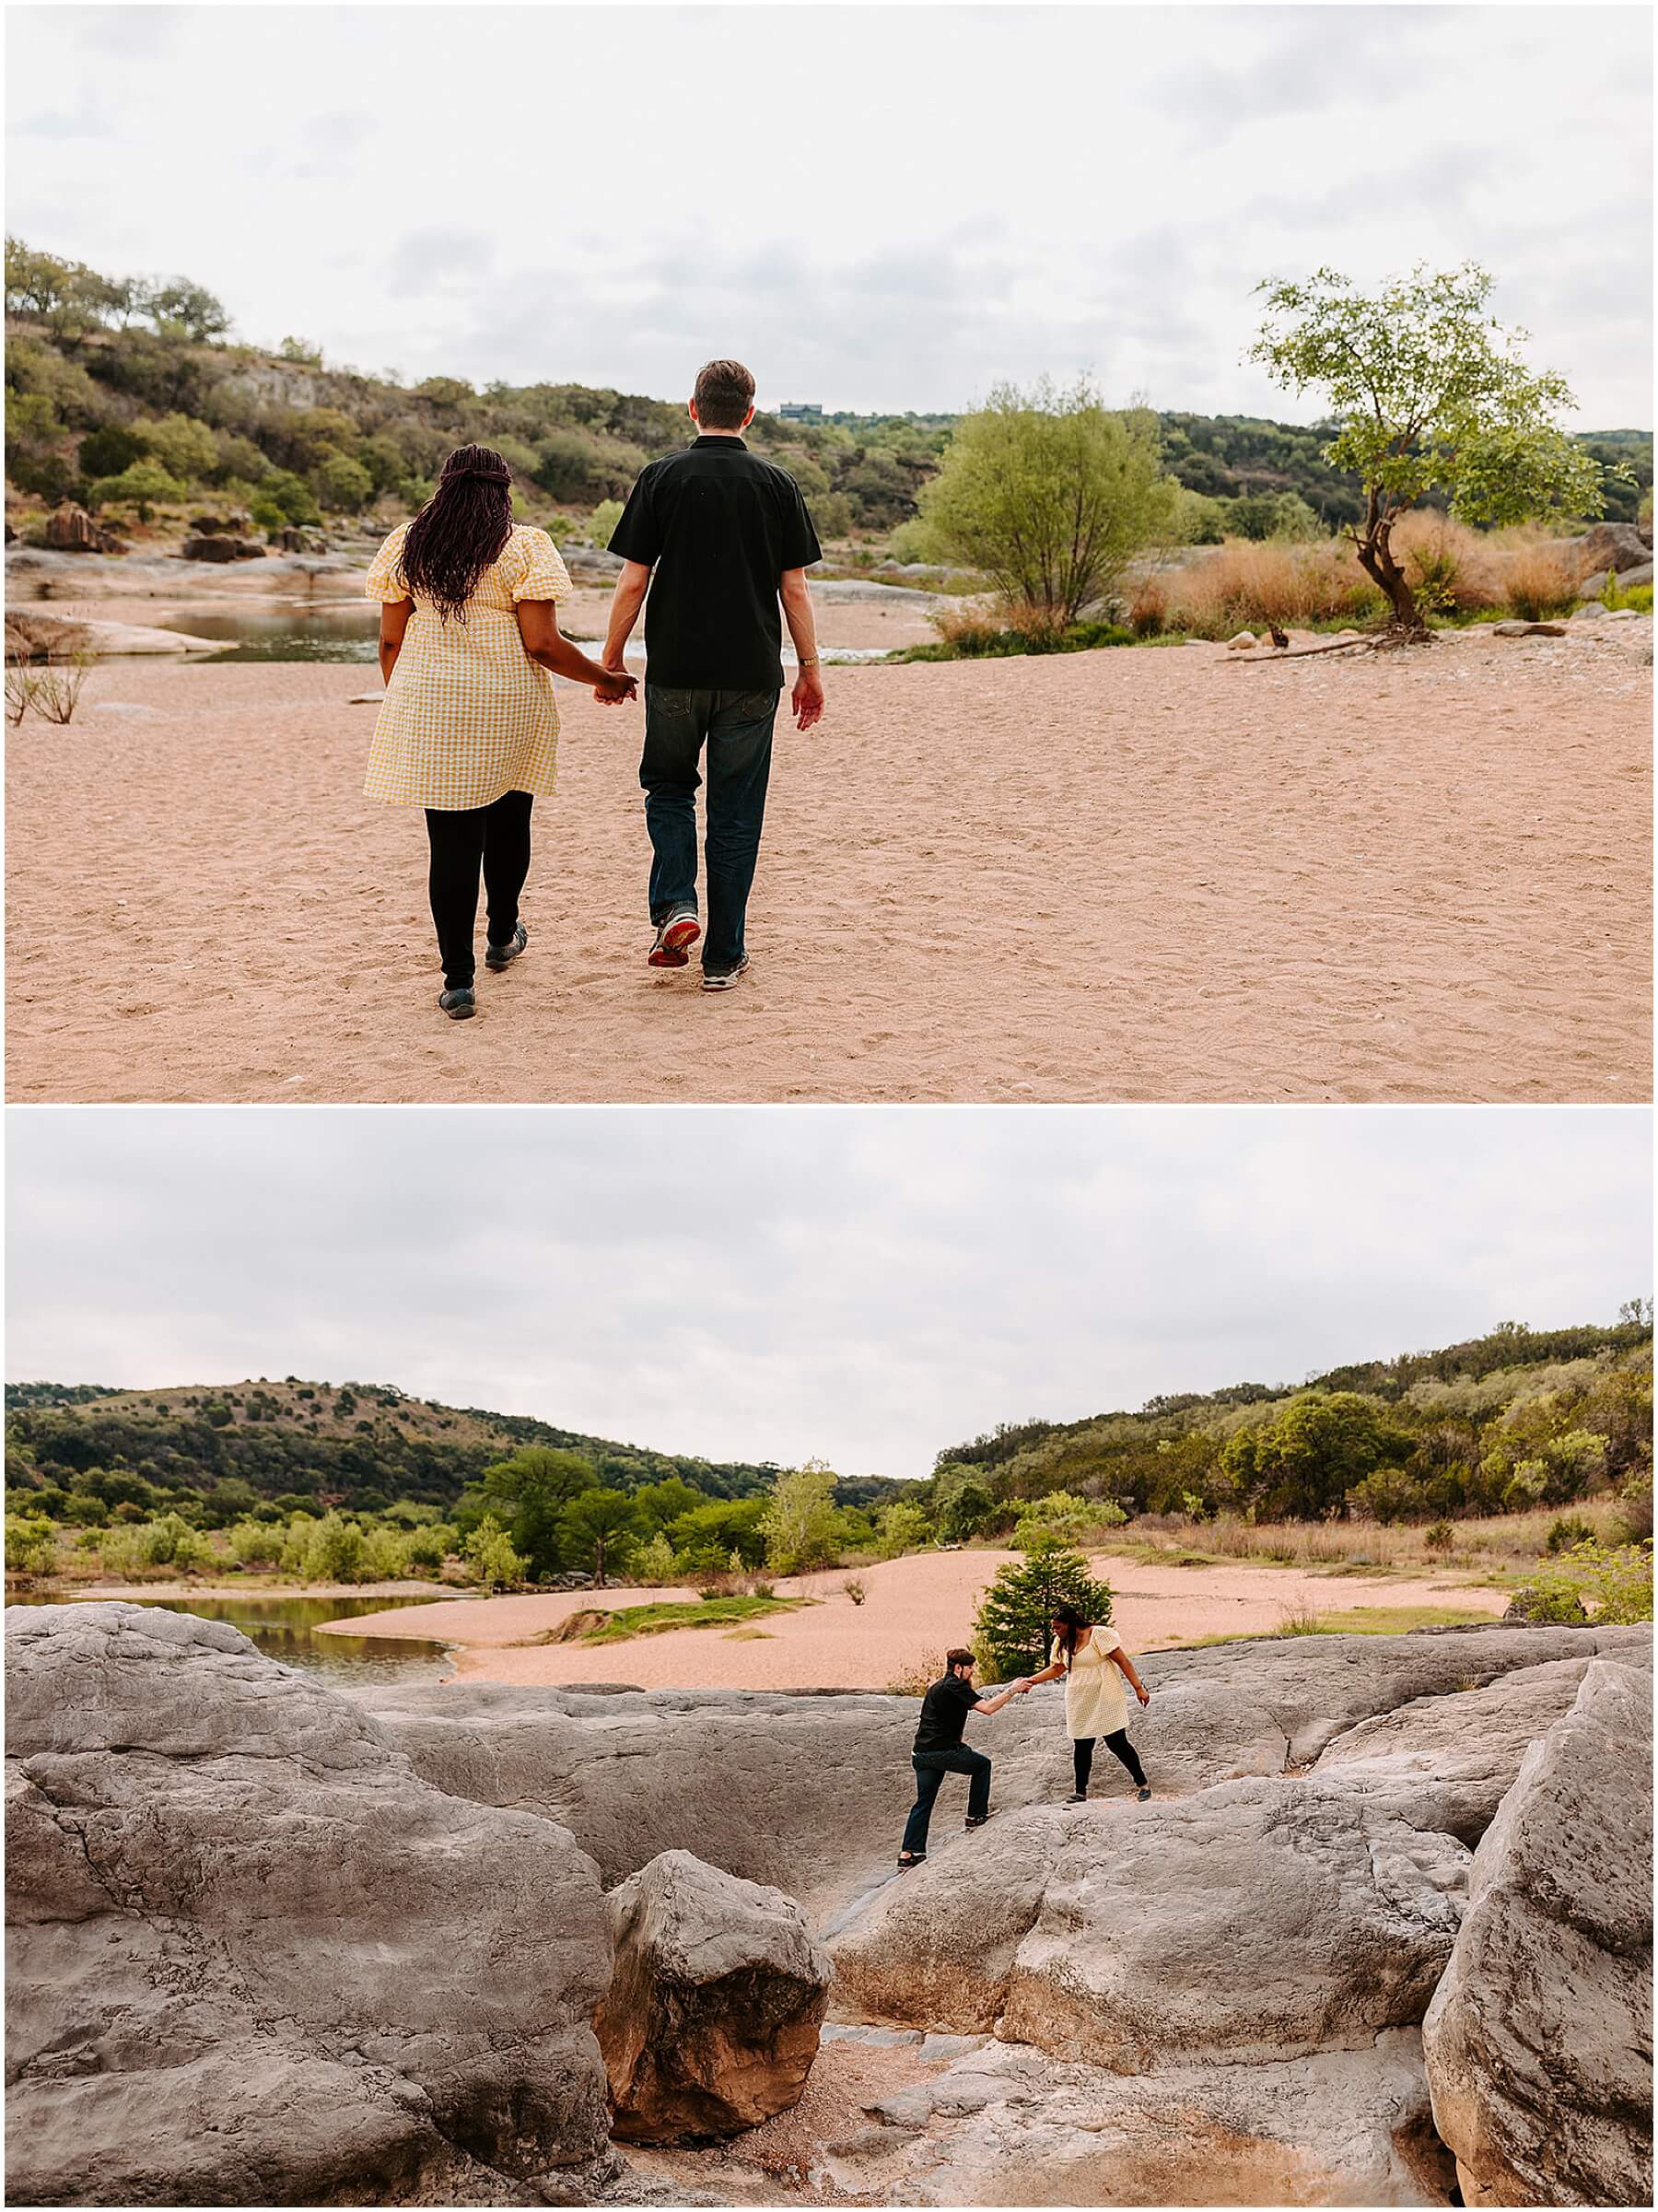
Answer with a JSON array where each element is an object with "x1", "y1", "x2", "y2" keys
[
  {"x1": 7, "y1": 626, "x2": 1649, "y2": 1103},
  {"x1": 322, "y1": 1548, "x2": 1511, "y2": 1691}
]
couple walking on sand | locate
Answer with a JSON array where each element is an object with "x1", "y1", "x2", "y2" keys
[
  {"x1": 363, "y1": 359, "x2": 825, "y2": 1018},
  {"x1": 896, "y1": 1605, "x2": 1153, "y2": 1869}
]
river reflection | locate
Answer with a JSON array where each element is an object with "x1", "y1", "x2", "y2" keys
[{"x1": 10, "y1": 1590, "x2": 455, "y2": 1684}]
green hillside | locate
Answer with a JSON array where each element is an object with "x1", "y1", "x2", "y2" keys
[
  {"x1": 11, "y1": 237, "x2": 1646, "y2": 544},
  {"x1": 3, "y1": 1375, "x2": 788, "y2": 1523},
  {"x1": 926, "y1": 1319, "x2": 1652, "y2": 1528}
]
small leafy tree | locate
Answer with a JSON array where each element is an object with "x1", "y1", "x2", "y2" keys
[
  {"x1": 875, "y1": 1498, "x2": 932, "y2": 1560},
  {"x1": 6, "y1": 1515, "x2": 58, "y2": 1575},
  {"x1": 917, "y1": 380, "x2": 1176, "y2": 629},
  {"x1": 937, "y1": 1475, "x2": 996, "y2": 1543},
  {"x1": 88, "y1": 457, "x2": 185, "y2": 522},
  {"x1": 762, "y1": 1458, "x2": 842, "y2": 1574},
  {"x1": 472, "y1": 1446, "x2": 596, "y2": 1578},
  {"x1": 588, "y1": 497, "x2": 625, "y2": 546},
  {"x1": 560, "y1": 1487, "x2": 640, "y2": 1586},
  {"x1": 1250, "y1": 263, "x2": 1608, "y2": 638},
  {"x1": 463, "y1": 1515, "x2": 526, "y2": 1591},
  {"x1": 630, "y1": 1531, "x2": 680, "y2": 1586},
  {"x1": 974, "y1": 1541, "x2": 1115, "y2": 1679}
]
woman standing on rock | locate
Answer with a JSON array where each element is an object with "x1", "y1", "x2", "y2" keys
[
  {"x1": 365, "y1": 445, "x2": 636, "y2": 1020},
  {"x1": 1024, "y1": 1604, "x2": 1153, "y2": 1804}
]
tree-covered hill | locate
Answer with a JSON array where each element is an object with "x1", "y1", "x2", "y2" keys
[
  {"x1": 927, "y1": 1317, "x2": 1653, "y2": 1528},
  {"x1": 4, "y1": 1375, "x2": 788, "y2": 1524},
  {"x1": 11, "y1": 237, "x2": 1646, "y2": 544}
]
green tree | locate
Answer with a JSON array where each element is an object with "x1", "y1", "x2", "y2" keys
[
  {"x1": 762, "y1": 1458, "x2": 842, "y2": 1574},
  {"x1": 301, "y1": 1511, "x2": 368, "y2": 1584},
  {"x1": 6, "y1": 1515, "x2": 58, "y2": 1575},
  {"x1": 974, "y1": 1542, "x2": 1115, "y2": 1679},
  {"x1": 560, "y1": 1487, "x2": 640, "y2": 1586},
  {"x1": 875, "y1": 1498, "x2": 933, "y2": 1559},
  {"x1": 145, "y1": 278, "x2": 230, "y2": 343},
  {"x1": 1250, "y1": 263, "x2": 1608, "y2": 636},
  {"x1": 630, "y1": 1530, "x2": 680, "y2": 1586},
  {"x1": 473, "y1": 1446, "x2": 596, "y2": 1579},
  {"x1": 88, "y1": 457, "x2": 185, "y2": 521},
  {"x1": 1011, "y1": 1489, "x2": 1126, "y2": 1549},
  {"x1": 463, "y1": 1514, "x2": 525, "y2": 1591},
  {"x1": 134, "y1": 412, "x2": 218, "y2": 483},
  {"x1": 1221, "y1": 1391, "x2": 1407, "y2": 1520},
  {"x1": 313, "y1": 452, "x2": 374, "y2": 512},
  {"x1": 937, "y1": 1475, "x2": 995, "y2": 1543},
  {"x1": 917, "y1": 380, "x2": 1175, "y2": 629},
  {"x1": 633, "y1": 1476, "x2": 705, "y2": 1533}
]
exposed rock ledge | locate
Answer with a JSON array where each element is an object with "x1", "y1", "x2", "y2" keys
[{"x1": 6, "y1": 1604, "x2": 1650, "y2": 2207}]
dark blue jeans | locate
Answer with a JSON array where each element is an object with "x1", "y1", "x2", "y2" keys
[
  {"x1": 640, "y1": 685, "x2": 778, "y2": 974},
  {"x1": 901, "y1": 1747, "x2": 991, "y2": 1857}
]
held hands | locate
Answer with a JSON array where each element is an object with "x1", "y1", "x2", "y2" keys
[
  {"x1": 791, "y1": 664, "x2": 825, "y2": 731},
  {"x1": 593, "y1": 661, "x2": 636, "y2": 706}
]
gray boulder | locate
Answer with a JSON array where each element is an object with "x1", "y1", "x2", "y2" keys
[
  {"x1": 6, "y1": 1603, "x2": 615, "y2": 2206},
  {"x1": 829, "y1": 1778, "x2": 1469, "y2": 2066},
  {"x1": 596, "y1": 1849, "x2": 831, "y2": 2142},
  {"x1": 1423, "y1": 1660, "x2": 1653, "y2": 2207},
  {"x1": 1493, "y1": 620, "x2": 1568, "y2": 638},
  {"x1": 1569, "y1": 521, "x2": 1652, "y2": 576}
]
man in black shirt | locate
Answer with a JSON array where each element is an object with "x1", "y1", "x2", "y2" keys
[
  {"x1": 602, "y1": 358, "x2": 826, "y2": 989},
  {"x1": 898, "y1": 1647, "x2": 1031, "y2": 1869}
]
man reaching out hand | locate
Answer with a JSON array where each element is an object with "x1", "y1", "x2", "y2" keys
[{"x1": 601, "y1": 359, "x2": 825, "y2": 990}]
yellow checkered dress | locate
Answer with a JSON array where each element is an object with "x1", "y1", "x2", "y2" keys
[{"x1": 362, "y1": 521, "x2": 573, "y2": 809}]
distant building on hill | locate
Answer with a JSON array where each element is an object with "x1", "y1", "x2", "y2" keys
[{"x1": 776, "y1": 402, "x2": 823, "y2": 423}]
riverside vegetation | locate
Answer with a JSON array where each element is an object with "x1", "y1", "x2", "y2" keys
[
  {"x1": 7, "y1": 1317, "x2": 1651, "y2": 1642},
  {"x1": 6, "y1": 238, "x2": 1650, "y2": 655}
]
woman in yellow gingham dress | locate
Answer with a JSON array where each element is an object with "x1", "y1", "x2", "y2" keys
[{"x1": 365, "y1": 443, "x2": 634, "y2": 1019}]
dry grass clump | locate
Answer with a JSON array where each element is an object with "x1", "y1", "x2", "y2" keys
[
  {"x1": 1388, "y1": 511, "x2": 1504, "y2": 615},
  {"x1": 1107, "y1": 1498, "x2": 1629, "y2": 1576},
  {"x1": 1501, "y1": 541, "x2": 1581, "y2": 621},
  {"x1": 1163, "y1": 541, "x2": 1384, "y2": 637}
]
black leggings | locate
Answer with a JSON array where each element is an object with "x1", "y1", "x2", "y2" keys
[
  {"x1": 424, "y1": 790, "x2": 533, "y2": 989},
  {"x1": 1075, "y1": 1731, "x2": 1146, "y2": 1794}
]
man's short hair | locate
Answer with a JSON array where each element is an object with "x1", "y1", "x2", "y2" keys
[
  {"x1": 694, "y1": 358, "x2": 756, "y2": 429},
  {"x1": 946, "y1": 1646, "x2": 975, "y2": 1671}
]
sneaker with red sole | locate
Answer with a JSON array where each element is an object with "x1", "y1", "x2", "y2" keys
[{"x1": 648, "y1": 911, "x2": 701, "y2": 967}]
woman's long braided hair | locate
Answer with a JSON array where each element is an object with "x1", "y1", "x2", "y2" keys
[
  {"x1": 1051, "y1": 1602, "x2": 1089, "y2": 1666},
  {"x1": 398, "y1": 444, "x2": 514, "y2": 621}
]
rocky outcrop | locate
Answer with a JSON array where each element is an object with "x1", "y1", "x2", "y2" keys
[
  {"x1": 181, "y1": 533, "x2": 265, "y2": 562},
  {"x1": 1423, "y1": 1661, "x2": 1653, "y2": 2207},
  {"x1": 6, "y1": 1603, "x2": 616, "y2": 2206},
  {"x1": 363, "y1": 1626, "x2": 1650, "y2": 1919},
  {"x1": 817, "y1": 2027, "x2": 1454, "y2": 2207},
  {"x1": 597, "y1": 1850, "x2": 831, "y2": 2142},
  {"x1": 42, "y1": 502, "x2": 126, "y2": 554},
  {"x1": 1567, "y1": 521, "x2": 1652, "y2": 577}
]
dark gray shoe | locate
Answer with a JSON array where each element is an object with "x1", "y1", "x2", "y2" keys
[
  {"x1": 485, "y1": 923, "x2": 527, "y2": 972},
  {"x1": 700, "y1": 953, "x2": 752, "y2": 992},
  {"x1": 1065, "y1": 1791, "x2": 1089, "y2": 1806},
  {"x1": 438, "y1": 987, "x2": 476, "y2": 1021},
  {"x1": 1137, "y1": 1785, "x2": 1152, "y2": 1802}
]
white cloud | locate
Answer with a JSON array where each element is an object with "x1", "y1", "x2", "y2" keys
[
  {"x1": 4, "y1": 4, "x2": 1649, "y2": 420},
  {"x1": 6, "y1": 1107, "x2": 1649, "y2": 1482}
]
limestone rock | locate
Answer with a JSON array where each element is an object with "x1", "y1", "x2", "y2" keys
[
  {"x1": 1227, "y1": 629, "x2": 1257, "y2": 649},
  {"x1": 1423, "y1": 1660, "x2": 1653, "y2": 2207},
  {"x1": 181, "y1": 533, "x2": 265, "y2": 562},
  {"x1": 6, "y1": 1603, "x2": 615, "y2": 2206},
  {"x1": 5, "y1": 610, "x2": 93, "y2": 661},
  {"x1": 595, "y1": 1849, "x2": 831, "y2": 2143},
  {"x1": 1571, "y1": 600, "x2": 1609, "y2": 619},
  {"x1": 1493, "y1": 620, "x2": 1568, "y2": 638},
  {"x1": 1569, "y1": 521, "x2": 1652, "y2": 576},
  {"x1": 42, "y1": 502, "x2": 126, "y2": 555},
  {"x1": 819, "y1": 2030, "x2": 1454, "y2": 2207}
]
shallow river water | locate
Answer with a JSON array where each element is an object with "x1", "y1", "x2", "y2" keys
[{"x1": 9, "y1": 1590, "x2": 454, "y2": 1683}]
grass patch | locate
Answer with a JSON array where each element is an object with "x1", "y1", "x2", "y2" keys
[
  {"x1": 569, "y1": 1595, "x2": 800, "y2": 1644},
  {"x1": 891, "y1": 616, "x2": 1134, "y2": 663},
  {"x1": 1176, "y1": 1601, "x2": 1494, "y2": 1648}
]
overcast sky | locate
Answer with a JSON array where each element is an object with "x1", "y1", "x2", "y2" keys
[
  {"x1": 6, "y1": 1107, "x2": 1649, "y2": 1480},
  {"x1": 6, "y1": 4, "x2": 1651, "y2": 422}
]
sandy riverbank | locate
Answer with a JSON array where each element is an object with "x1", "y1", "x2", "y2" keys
[
  {"x1": 320, "y1": 1548, "x2": 1510, "y2": 1691},
  {"x1": 7, "y1": 621, "x2": 1649, "y2": 1103}
]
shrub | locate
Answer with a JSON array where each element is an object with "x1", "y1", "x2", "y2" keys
[
  {"x1": 762, "y1": 1459, "x2": 841, "y2": 1574},
  {"x1": 1011, "y1": 1490, "x2": 1127, "y2": 1551},
  {"x1": 462, "y1": 1515, "x2": 526, "y2": 1591},
  {"x1": 1423, "y1": 1519, "x2": 1456, "y2": 1553},
  {"x1": 300, "y1": 1512, "x2": 368, "y2": 1584},
  {"x1": 403, "y1": 1525, "x2": 450, "y2": 1575},
  {"x1": 360, "y1": 1524, "x2": 411, "y2": 1581},
  {"x1": 630, "y1": 1531, "x2": 680, "y2": 1586},
  {"x1": 224, "y1": 1517, "x2": 285, "y2": 1568},
  {"x1": 1512, "y1": 1539, "x2": 1652, "y2": 1626},
  {"x1": 87, "y1": 457, "x2": 185, "y2": 522},
  {"x1": 6, "y1": 1515, "x2": 58, "y2": 1575},
  {"x1": 1546, "y1": 1514, "x2": 1595, "y2": 1554},
  {"x1": 974, "y1": 1542, "x2": 1114, "y2": 1679},
  {"x1": 876, "y1": 1499, "x2": 931, "y2": 1559},
  {"x1": 1163, "y1": 540, "x2": 1383, "y2": 638},
  {"x1": 314, "y1": 452, "x2": 373, "y2": 513},
  {"x1": 587, "y1": 497, "x2": 625, "y2": 547},
  {"x1": 1614, "y1": 1471, "x2": 1653, "y2": 1545},
  {"x1": 842, "y1": 1577, "x2": 868, "y2": 1606},
  {"x1": 918, "y1": 381, "x2": 1175, "y2": 629}
]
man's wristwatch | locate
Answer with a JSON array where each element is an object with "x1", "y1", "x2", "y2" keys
[{"x1": 799, "y1": 655, "x2": 821, "y2": 668}]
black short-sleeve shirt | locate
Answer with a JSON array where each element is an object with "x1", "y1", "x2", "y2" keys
[
  {"x1": 913, "y1": 1671, "x2": 980, "y2": 1755},
  {"x1": 608, "y1": 435, "x2": 822, "y2": 691}
]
